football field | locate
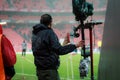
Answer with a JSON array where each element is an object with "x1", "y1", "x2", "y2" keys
[{"x1": 12, "y1": 53, "x2": 100, "y2": 80}]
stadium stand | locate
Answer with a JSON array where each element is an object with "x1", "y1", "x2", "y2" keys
[
  {"x1": 3, "y1": 27, "x2": 24, "y2": 51},
  {"x1": 0, "y1": 0, "x2": 106, "y2": 52},
  {"x1": 0, "y1": 0, "x2": 107, "y2": 12}
]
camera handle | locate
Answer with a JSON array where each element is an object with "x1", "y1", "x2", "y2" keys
[
  {"x1": 80, "y1": 20, "x2": 86, "y2": 59},
  {"x1": 89, "y1": 25, "x2": 94, "y2": 80}
]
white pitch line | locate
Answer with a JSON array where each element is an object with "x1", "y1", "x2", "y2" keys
[
  {"x1": 16, "y1": 73, "x2": 36, "y2": 77},
  {"x1": 20, "y1": 57, "x2": 24, "y2": 75},
  {"x1": 24, "y1": 57, "x2": 34, "y2": 64}
]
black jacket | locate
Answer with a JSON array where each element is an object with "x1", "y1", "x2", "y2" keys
[{"x1": 32, "y1": 24, "x2": 76, "y2": 70}]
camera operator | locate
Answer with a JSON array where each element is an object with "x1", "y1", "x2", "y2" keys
[{"x1": 32, "y1": 14, "x2": 84, "y2": 80}]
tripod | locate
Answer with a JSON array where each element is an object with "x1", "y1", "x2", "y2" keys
[{"x1": 78, "y1": 20, "x2": 102, "y2": 80}]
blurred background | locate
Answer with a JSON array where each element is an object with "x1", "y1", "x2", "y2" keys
[
  {"x1": 0, "y1": 0, "x2": 109, "y2": 80},
  {"x1": 0, "y1": 0, "x2": 107, "y2": 52}
]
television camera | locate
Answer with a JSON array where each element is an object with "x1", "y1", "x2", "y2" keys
[
  {"x1": 72, "y1": 0, "x2": 93, "y2": 21},
  {"x1": 72, "y1": 0, "x2": 102, "y2": 79}
]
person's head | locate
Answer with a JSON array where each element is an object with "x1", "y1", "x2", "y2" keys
[
  {"x1": 40, "y1": 14, "x2": 52, "y2": 28},
  {"x1": 23, "y1": 40, "x2": 25, "y2": 43}
]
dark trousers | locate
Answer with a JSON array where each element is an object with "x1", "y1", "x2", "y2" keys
[
  {"x1": 22, "y1": 49, "x2": 26, "y2": 56},
  {"x1": 36, "y1": 69, "x2": 60, "y2": 80}
]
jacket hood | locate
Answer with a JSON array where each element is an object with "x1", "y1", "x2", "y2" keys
[{"x1": 32, "y1": 24, "x2": 50, "y2": 34}]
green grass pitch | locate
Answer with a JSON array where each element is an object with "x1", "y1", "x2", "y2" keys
[{"x1": 12, "y1": 53, "x2": 100, "y2": 80}]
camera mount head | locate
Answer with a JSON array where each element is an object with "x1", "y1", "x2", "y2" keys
[{"x1": 72, "y1": 0, "x2": 94, "y2": 22}]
